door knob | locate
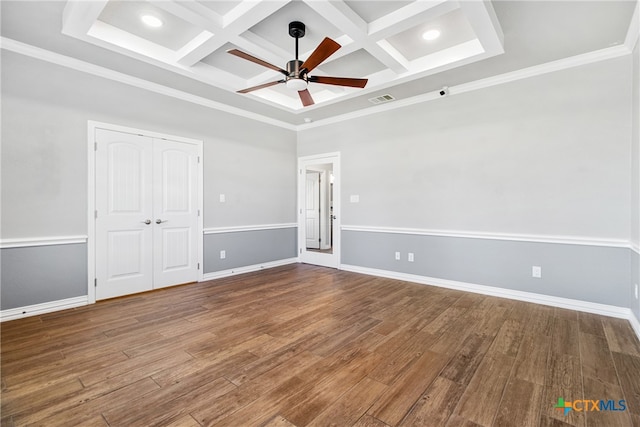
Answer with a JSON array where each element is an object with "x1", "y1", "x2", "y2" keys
[
  {"x1": 142, "y1": 219, "x2": 151, "y2": 225},
  {"x1": 156, "y1": 219, "x2": 167, "y2": 224}
]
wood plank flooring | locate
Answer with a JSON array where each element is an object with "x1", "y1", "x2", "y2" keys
[{"x1": 2, "y1": 264, "x2": 640, "y2": 426}]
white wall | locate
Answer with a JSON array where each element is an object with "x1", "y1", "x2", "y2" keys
[
  {"x1": 298, "y1": 56, "x2": 632, "y2": 241},
  {"x1": 1, "y1": 51, "x2": 297, "y2": 239}
]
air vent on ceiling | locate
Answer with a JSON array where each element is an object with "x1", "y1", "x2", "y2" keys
[{"x1": 368, "y1": 94, "x2": 395, "y2": 105}]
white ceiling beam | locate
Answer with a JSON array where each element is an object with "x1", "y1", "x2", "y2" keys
[
  {"x1": 457, "y1": 0, "x2": 504, "y2": 55},
  {"x1": 177, "y1": 0, "x2": 290, "y2": 67},
  {"x1": 303, "y1": 0, "x2": 408, "y2": 74},
  {"x1": 368, "y1": 0, "x2": 459, "y2": 39},
  {"x1": 62, "y1": 0, "x2": 109, "y2": 37}
]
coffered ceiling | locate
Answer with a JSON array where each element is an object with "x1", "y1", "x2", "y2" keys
[{"x1": 0, "y1": 1, "x2": 637, "y2": 127}]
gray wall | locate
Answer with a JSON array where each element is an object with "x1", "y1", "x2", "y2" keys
[
  {"x1": 299, "y1": 55, "x2": 634, "y2": 309},
  {"x1": 1, "y1": 51, "x2": 297, "y2": 310},
  {"x1": 343, "y1": 231, "x2": 629, "y2": 307},
  {"x1": 1, "y1": 244, "x2": 87, "y2": 310},
  {"x1": 204, "y1": 228, "x2": 297, "y2": 273}
]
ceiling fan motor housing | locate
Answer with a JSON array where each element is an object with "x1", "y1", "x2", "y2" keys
[
  {"x1": 288, "y1": 21, "x2": 306, "y2": 39},
  {"x1": 286, "y1": 59, "x2": 308, "y2": 91}
]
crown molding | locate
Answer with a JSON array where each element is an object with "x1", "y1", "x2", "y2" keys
[
  {"x1": 298, "y1": 44, "x2": 631, "y2": 131},
  {"x1": 0, "y1": 36, "x2": 632, "y2": 133},
  {"x1": 0, "y1": 37, "x2": 297, "y2": 131}
]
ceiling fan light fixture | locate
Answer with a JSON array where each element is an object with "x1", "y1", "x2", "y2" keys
[
  {"x1": 422, "y1": 29, "x2": 441, "y2": 41},
  {"x1": 141, "y1": 14, "x2": 163, "y2": 28},
  {"x1": 286, "y1": 78, "x2": 308, "y2": 91}
]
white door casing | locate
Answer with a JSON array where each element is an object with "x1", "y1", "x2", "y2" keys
[
  {"x1": 90, "y1": 122, "x2": 203, "y2": 301},
  {"x1": 298, "y1": 153, "x2": 340, "y2": 268}
]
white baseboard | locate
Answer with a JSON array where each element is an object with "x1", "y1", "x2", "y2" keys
[
  {"x1": 630, "y1": 311, "x2": 640, "y2": 340},
  {"x1": 340, "y1": 264, "x2": 640, "y2": 341},
  {"x1": 0, "y1": 296, "x2": 88, "y2": 322},
  {"x1": 201, "y1": 258, "x2": 298, "y2": 281}
]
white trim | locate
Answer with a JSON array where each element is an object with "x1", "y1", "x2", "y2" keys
[
  {"x1": 0, "y1": 296, "x2": 88, "y2": 322},
  {"x1": 201, "y1": 258, "x2": 298, "y2": 281},
  {"x1": 204, "y1": 223, "x2": 297, "y2": 234},
  {"x1": 630, "y1": 311, "x2": 640, "y2": 341},
  {"x1": 0, "y1": 236, "x2": 88, "y2": 249},
  {"x1": 340, "y1": 264, "x2": 639, "y2": 340},
  {"x1": 298, "y1": 45, "x2": 631, "y2": 131},
  {"x1": 631, "y1": 243, "x2": 640, "y2": 255},
  {"x1": 341, "y1": 225, "x2": 631, "y2": 249},
  {"x1": 1, "y1": 37, "x2": 296, "y2": 131}
]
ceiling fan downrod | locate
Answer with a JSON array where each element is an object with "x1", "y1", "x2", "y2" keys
[{"x1": 287, "y1": 21, "x2": 307, "y2": 88}]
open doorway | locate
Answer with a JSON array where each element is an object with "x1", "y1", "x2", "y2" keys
[{"x1": 298, "y1": 153, "x2": 340, "y2": 268}]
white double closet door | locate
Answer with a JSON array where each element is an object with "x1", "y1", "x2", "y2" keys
[{"x1": 95, "y1": 128, "x2": 200, "y2": 300}]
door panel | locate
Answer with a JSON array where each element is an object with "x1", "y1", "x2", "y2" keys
[
  {"x1": 305, "y1": 171, "x2": 320, "y2": 249},
  {"x1": 96, "y1": 130, "x2": 153, "y2": 300},
  {"x1": 152, "y1": 139, "x2": 199, "y2": 289}
]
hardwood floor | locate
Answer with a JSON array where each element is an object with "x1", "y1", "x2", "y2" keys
[{"x1": 2, "y1": 264, "x2": 640, "y2": 427}]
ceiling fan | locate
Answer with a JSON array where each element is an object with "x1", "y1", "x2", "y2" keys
[{"x1": 228, "y1": 21, "x2": 368, "y2": 107}]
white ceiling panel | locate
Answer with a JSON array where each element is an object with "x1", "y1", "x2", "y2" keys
[
  {"x1": 344, "y1": 0, "x2": 413, "y2": 23},
  {"x1": 386, "y1": 9, "x2": 477, "y2": 61},
  {"x1": 199, "y1": 0, "x2": 243, "y2": 16},
  {"x1": 247, "y1": 1, "x2": 343, "y2": 58},
  {"x1": 98, "y1": 1, "x2": 202, "y2": 51}
]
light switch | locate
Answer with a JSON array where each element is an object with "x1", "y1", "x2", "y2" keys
[
  {"x1": 219, "y1": 194, "x2": 226, "y2": 203},
  {"x1": 350, "y1": 195, "x2": 360, "y2": 203}
]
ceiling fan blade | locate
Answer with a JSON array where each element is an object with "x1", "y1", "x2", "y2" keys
[
  {"x1": 227, "y1": 49, "x2": 288, "y2": 76},
  {"x1": 298, "y1": 89, "x2": 315, "y2": 107},
  {"x1": 237, "y1": 80, "x2": 285, "y2": 94},
  {"x1": 310, "y1": 76, "x2": 368, "y2": 88},
  {"x1": 300, "y1": 37, "x2": 341, "y2": 73}
]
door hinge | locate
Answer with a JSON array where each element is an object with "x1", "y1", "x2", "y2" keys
[
  {"x1": 198, "y1": 209, "x2": 200, "y2": 216},
  {"x1": 197, "y1": 263, "x2": 200, "y2": 270},
  {"x1": 197, "y1": 156, "x2": 200, "y2": 163},
  {"x1": 94, "y1": 142, "x2": 97, "y2": 151},
  {"x1": 94, "y1": 278, "x2": 97, "y2": 287},
  {"x1": 299, "y1": 248, "x2": 302, "y2": 254},
  {"x1": 299, "y1": 169, "x2": 302, "y2": 175},
  {"x1": 95, "y1": 210, "x2": 98, "y2": 219}
]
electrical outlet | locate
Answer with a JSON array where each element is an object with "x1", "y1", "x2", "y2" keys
[
  {"x1": 219, "y1": 194, "x2": 226, "y2": 203},
  {"x1": 220, "y1": 250, "x2": 226, "y2": 259},
  {"x1": 350, "y1": 195, "x2": 360, "y2": 203},
  {"x1": 395, "y1": 252, "x2": 400, "y2": 261},
  {"x1": 408, "y1": 253, "x2": 414, "y2": 262},
  {"x1": 532, "y1": 266, "x2": 542, "y2": 278}
]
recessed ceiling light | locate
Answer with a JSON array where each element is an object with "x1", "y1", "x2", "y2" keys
[
  {"x1": 422, "y1": 29, "x2": 441, "y2": 41},
  {"x1": 141, "y1": 15, "x2": 163, "y2": 28}
]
